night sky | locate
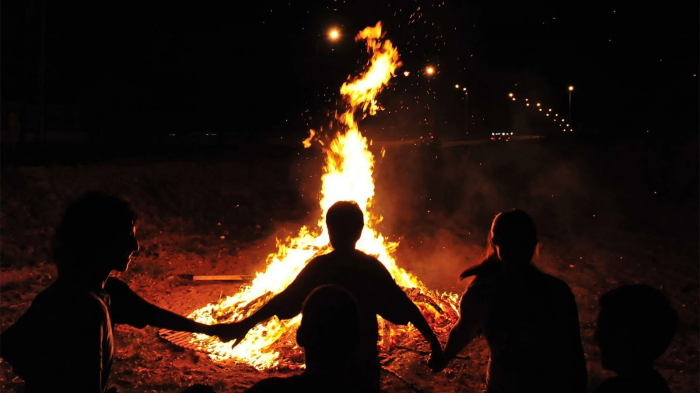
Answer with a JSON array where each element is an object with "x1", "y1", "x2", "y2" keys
[{"x1": 2, "y1": 0, "x2": 698, "y2": 144}]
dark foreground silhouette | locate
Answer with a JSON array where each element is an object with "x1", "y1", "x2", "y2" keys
[
  {"x1": 225, "y1": 201, "x2": 442, "y2": 392},
  {"x1": 246, "y1": 284, "x2": 363, "y2": 392},
  {"x1": 0, "y1": 192, "x2": 230, "y2": 393},
  {"x1": 595, "y1": 284, "x2": 677, "y2": 393},
  {"x1": 435, "y1": 209, "x2": 587, "y2": 393}
]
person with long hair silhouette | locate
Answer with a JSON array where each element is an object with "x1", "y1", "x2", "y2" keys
[{"x1": 435, "y1": 210, "x2": 587, "y2": 393}]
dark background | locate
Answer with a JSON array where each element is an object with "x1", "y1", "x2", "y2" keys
[
  {"x1": 2, "y1": 0, "x2": 698, "y2": 157},
  {"x1": 1, "y1": 3, "x2": 698, "y2": 391}
]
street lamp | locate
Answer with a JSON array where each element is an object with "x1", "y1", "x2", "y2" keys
[
  {"x1": 328, "y1": 28, "x2": 340, "y2": 41},
  {"x1": 425, "y1": 66, "x2": 435, "y2": 76},
  {"x1": 568, "y1": 85, "x2": 574, "y2": 123}
]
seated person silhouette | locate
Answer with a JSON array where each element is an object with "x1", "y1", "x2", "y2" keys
[
  {"x1": 246, "y1": 284, "x2": 363, "y2": 392},
  {"x1": 434, "y1": 209, "x2": 587, "y2": 393},
  {"x1": 0, "y1": 192, "x2": 232, "y2": 393},
  {"x1": 595, "y1": 284, "x2": 677, "y2": 393},
  {"x1": 226, "y1": 201, "x2": 442, "y2": 392}
]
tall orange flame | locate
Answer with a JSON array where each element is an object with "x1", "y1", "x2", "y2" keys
[{"x1": 187, "y1": 22, "x2": 458, "y2": 371}]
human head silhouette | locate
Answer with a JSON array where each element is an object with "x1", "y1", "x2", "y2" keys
[
  {"x1": 326, "y1": 201, "x2": 364, "y2": 251},
  {"x1": 52, "y1": 192, "x2": 138, "y2": 278},
  {"x1": 296, "y1": 284, "x2": 361, "y2": 365},
  {"x1": 489, "y1": 209, "x2": 538, "y2": 264},
  {"x1": 595, "y1": 285, "x2": 677, "y2": 372}
]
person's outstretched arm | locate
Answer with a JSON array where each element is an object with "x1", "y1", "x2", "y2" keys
[
  {"x1": 438, "y1": 288, "x2": 481, "y2": 371},
  {"x1": 406, "y1": 303, "x2": 443, "y2": 359},
  {"x1": 375, "y1": 268, "x2": 443, "y2": 365},
  {"x1": 218, "y1": 259, "x2": 321, "y2": 344},
  {"x1": 106, "y1": 277, "x2": 226, "y2": 338},
  {"x1": 147, "y1": 306, "x2": 217, "y2": 335}
]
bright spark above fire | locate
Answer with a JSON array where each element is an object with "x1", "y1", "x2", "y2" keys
[{"x1": 186, "y1": 22, "x2": 459, "y2": 370}]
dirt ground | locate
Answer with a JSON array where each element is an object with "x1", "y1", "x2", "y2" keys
[{"x1": 1, "y1": 140, "x2": 698, "y2": 392}]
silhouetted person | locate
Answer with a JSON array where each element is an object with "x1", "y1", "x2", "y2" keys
[
  {"x1": 0, "y1": 192, "x2": 231, "y2": 392},
  {"x1": 246, "y1": 285, "x2": 363, "y2": 392},
  {"x1": 595, "y1": 285, "x2": 677, "y2": 393},
  {"x1": 225, "y1": 201, "x2": 442, "y2": 392},
  {"x1": 435, "y1": 209, "x2": 587, "y2": 393}
]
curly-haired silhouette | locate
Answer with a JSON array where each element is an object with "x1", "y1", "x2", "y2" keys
[
  {"x1": 246, "y1": 285, "x2": 363, "y2": 392},
  {"x1": 595, "y1": 285, "x2": 677, "y2": 393},
  {"x1": 0, "y1": 192, "x2": 228, "y2": 392}
]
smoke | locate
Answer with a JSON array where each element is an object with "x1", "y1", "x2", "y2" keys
[{"x1": 369, "y1": 132, "x2": 699, "y2": 286}]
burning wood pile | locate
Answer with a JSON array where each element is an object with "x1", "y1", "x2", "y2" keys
[{"x1": 160, "y1": 22, "x2": 461, "y2": 371}]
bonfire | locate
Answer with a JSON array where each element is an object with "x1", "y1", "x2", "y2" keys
[{"x1": 180, "y1": 22, "x2": 460, "y2": 370}]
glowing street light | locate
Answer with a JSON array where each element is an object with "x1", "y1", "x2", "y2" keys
[
  {"x1": 508, "y1": 92, "x2": 514, "y2": 98},
  {"x1": 425, "y1": 66, "x2": 435, "y2": 76},
  {"x1": 568, "y1": 85, "x2": 574, "y2": 123},
  {"x1": 455, "y1": 84, "x2": 460, "y2": 89},
  {"x1": 403, "y1": 71, "x2": 410, "y2": 77},
  {"x1": 328, "y1": 28, "x2": 340, "y2": 41}
]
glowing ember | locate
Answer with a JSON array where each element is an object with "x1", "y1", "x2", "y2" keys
[
  {"x1": 302, "y1": 129, "x2": 316, "y2": 148},
  {"x1": 187, "y1": 22, "x2": 460, "y2": 370}
]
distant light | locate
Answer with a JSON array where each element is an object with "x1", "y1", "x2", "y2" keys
[
  {"x1": 455, "y1": 84, "x2": 460, "y2": 89},
  {"x1": 526, "y1": 103, "x2": 530, "y2": 106},
  {"x1": 328, "y1": 28, "x2": 340, "y2": 40},
  {"x1": 508, "y1": 93, "x2": 514, "y2": 98},
  {"x1": 536, "y1": 103, "x2": 541, "y2": 107},
  {"x1": 425, "y1": 66, "x2": 435, "y2": 75},
  {"x1": 462, "y1": 87, "x2": 467, "y2": 91},
  {"x1": 548, "y1": 109, "x2": 552, "y2": 112},
  {"x1": 568, "y1": 86, "x2": 574, "y2": 91},
  {"x1": 403, "y1": 71, "x2": 410, "y2": 77},
  {"x1": 512, "y1": 97, "x2": 516, "y2": 101}
]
